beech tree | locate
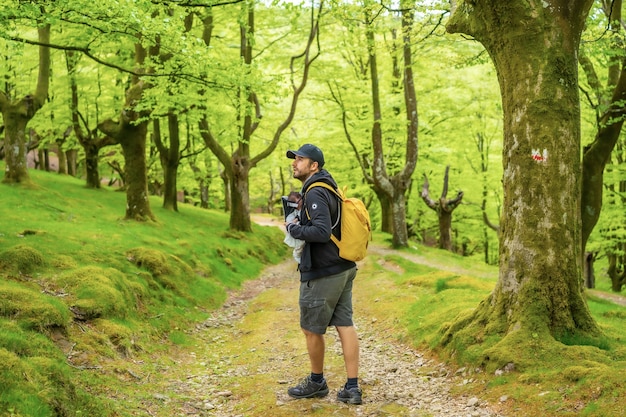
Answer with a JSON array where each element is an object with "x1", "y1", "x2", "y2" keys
[
  {"x1": 98, "y1": 40, "x2": 156, "y2": 221},
  {"x1": 0, "y1": 25, "x2": 50, "y2": 184},
  {"x1": 327, "y1": 0, "x2": 419, "y2": 247},
  {"x1": 442, "y1": 0, "x2": 601, "y2": 360},
  {"x1": 421, "y1": 166, "x2": 464, "y2": 251},
  {"x1": 66, "y1": 51, "x2": 117, "y2": 189},
  {"x1": 199, "y1": 1, "x2": 322, "y2": 232},
  {"x1": 580, "y1": 1, "x2": 622, "y2": 249}
]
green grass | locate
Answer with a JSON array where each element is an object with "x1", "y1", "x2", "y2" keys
[
  {"x1": 358, "y1": 240, "x2": 626, "y2": 417},
  {"x1": 0, "y1": 166, "x2": 288, "y2": 416}
]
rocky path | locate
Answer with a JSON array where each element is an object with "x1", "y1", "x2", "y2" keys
[{"x1": 141, "y1": 256, "x2": 507, "y2": 417}]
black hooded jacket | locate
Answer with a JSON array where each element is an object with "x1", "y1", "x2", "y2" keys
[{"x1": 285, "y1": 169, "x2": 356, "y2": 281}]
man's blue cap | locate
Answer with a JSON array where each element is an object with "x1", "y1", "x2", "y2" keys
[{"x1": 286, "y1": 144, "x2": 325, "y2": 167}]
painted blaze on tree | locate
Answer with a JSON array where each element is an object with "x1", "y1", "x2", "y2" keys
[{"x1": 442, "y1": 1, "x2": 601, "y2": 367}]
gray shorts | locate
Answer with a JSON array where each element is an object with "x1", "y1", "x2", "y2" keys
[{"x1": 299, "y1": 267, "x2": 357, "y2": 334}]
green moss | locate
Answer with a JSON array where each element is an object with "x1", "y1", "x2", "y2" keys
[
  {"x1": 52, "y1": 266, "x2": 134, "y2": 320},
  {"x1": 126, "y1": 247, "x2": 171, "y2": 276},
  {"x1": 50, "y1": 254, "x2": 78, "y2": 270},
  {"x1": 92, "y1": 318, "x2": 136, "y2": 356},
  {"x1": 561, "y1": 364, "x2": 601, "y2": 382},
  {"x1": 0, "y1": 281, "x2": 70, "y2": 330},
  {"x1": 0, "y1": 319, "x2": 61, "y2": 357},
  {"x1": 0, "y1": 244, "x2": 46, "y2": 274}
]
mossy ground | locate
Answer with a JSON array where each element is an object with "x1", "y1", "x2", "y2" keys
[{"x1": 0, "y1": 166, "x2": 288, "y2": 416}]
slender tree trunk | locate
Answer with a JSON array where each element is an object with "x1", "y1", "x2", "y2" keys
[
  {"x1": 375, "y1": 190, "x2": 393, "y2": 233},
  {"x1": 365, "y1": 1, "x2": 417, "y2": 248},
  {"x1": 581, "y1": 0, "x2": 626, "y2": 251},
  {"x1": 154, "y1": 114, "x2": 181, "y2": 212},
  {"x1": 164, "y1": 113, "x2": 180, "y2": 211},
  {"x1": 56, "y1": 141, "x2": 67, "y2": 174},
  {"x1": 66, "y1": 149, "x2": 78, "y2": 177},
  {"x1": 66, "y1": 50, "x2": 115, "y2": 188},
  {"x1": 444, "y1": 1, "x2": 599, "y2": 353},
  {"x1": 421, "y1": 167, "x2": 463, "y2": 252},
  {"x1": 84, "y1": 144, "x2": 102, "y2": 188}
]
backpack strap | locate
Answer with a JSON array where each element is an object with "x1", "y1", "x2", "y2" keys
[{"x1": 304, "y1": 181, "x2": 342, "y2": 230}]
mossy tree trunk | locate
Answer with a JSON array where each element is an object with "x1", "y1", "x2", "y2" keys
[
  {"x1": 98, "y1": 43, "x2": 155, "y2": 221},
  {"x1": 0, "y1": 25, "x2": 50, "y2": 185},
  {"x1": 444, "y1": 1, "x2": 600, "y2": 354}
]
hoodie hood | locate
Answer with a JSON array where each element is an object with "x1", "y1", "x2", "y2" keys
[{"x1": 301, "y1": 169, "x2": 337, "y2": 194}]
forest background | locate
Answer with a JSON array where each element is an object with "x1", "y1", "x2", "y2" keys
[
  {"x1": 1, "y1": 0, "x2": 626, "y2": 416},
  {"x1": 2, "y1": 0, "x2": 624, "y2": 276}
]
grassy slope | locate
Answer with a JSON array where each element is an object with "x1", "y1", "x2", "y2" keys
[
  {"x1": 0, "y1": 167, "x2": 288, "y2": 416},
  {"x1": 363, "y1": 243, "x2": 626, "y2": 417}
]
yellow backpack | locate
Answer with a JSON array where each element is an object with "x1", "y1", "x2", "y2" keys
[{"x1": 305, "y1": 182, "x2": 371, "y2": 262}]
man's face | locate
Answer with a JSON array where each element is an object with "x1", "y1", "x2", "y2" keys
[{"x1": 292, "y1": 156, "x2": 317, "y2": 182}]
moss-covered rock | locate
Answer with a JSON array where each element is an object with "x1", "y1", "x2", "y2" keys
[
  {"x1": 52, "y1": 266, "x2": 136, "y2": 320},
  {"x1": 0, "y1": 244, "x2": 46, "y2": 275},
  {"x1": 0, "y1": 281, "x2": 70, "y2": 330},
  {"x1": 126, "y1": 247, "x2": 171, "y2": 276}
]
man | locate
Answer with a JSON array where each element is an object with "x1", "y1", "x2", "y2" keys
[{"x1": 284, "y1": 143, "x2": 362, "y2": 405}]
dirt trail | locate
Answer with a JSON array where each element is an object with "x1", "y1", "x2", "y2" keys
[
  {"x1": 123, "y1": 219, "x2": 625, "y2": 416},
  {"x1": 132, "y1": 256, "x2": 507, "y2": 417}
]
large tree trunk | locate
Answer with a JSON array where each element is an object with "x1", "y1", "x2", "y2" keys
[
  {"x1": 120, "y1": 123, "x2": 152, "y2": 220},
  {"x1": 0, "y1": 25, "x2": 50, "y2": 184},
  {"x1": 443, "y1": 0, "x2": 600, "y2": 359},
  {"x1": 98, "y1": 43, "x2": 154, "y2": 221}
]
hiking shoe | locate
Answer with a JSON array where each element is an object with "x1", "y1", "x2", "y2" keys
[
  {"x1": 337, "y1": 386, "x2": 362, "y2": 405},
  {"x1": 287, "y1": 376, "x2": 329, "y2": 399}
]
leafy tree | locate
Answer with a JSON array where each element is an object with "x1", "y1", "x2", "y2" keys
[
  {"x1": 420, "y1": 165, "x2": 464, "y2": 251},
  {"x1": 326, "y1": 0, "x2": 419, "y2": 247},
  {"x1": 198, "y1": 0, "x2": 322, "y2": 232},
  {"x1": 98, "y1": 39, "x2": 157, "y2": 221},
  {"x1": 66, "y1": 51, "x2": 117, "y2": 188},
  {"x1": 0, "y1": 23, "x2": 50, "y2": 185},
  {"x1": 443, "y1": 0, "x2": 601, "y2": 359},
  {"x1": 580, "y1": 0, "x2": 626, "y2": 252}
]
